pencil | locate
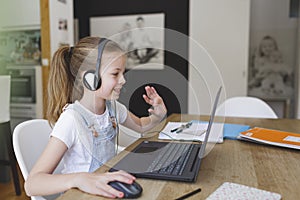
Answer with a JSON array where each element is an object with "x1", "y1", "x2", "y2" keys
[{"x1": 175, "y1": 188, "x2": 201, "y2": 200}]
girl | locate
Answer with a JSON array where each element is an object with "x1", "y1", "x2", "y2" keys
[
  {"x1": 249, "y1": 35, "x2": 279, "y2": 89},
  {"x1": 25, "y1": 37, "x2": 167, "y2": 198}
]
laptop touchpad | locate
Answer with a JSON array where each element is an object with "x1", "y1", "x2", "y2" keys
[{"x1": 134, "y1": 146, "x2": 159, "y2": 153}]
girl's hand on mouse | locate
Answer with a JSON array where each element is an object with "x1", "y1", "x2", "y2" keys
[
  {"x1": 73, "y1": 170, "x2": 135, "y2": 198},
  {"x1": 143, "y1": 86, "x2": 167, "y2": 122}
]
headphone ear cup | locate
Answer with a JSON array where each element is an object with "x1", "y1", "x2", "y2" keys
[
  {"x1": 83, "y1": 70, "x2": 97, "y2": 91},
  {"x1": 94, "y1": 77, "x2": 102, "y2": 90}
]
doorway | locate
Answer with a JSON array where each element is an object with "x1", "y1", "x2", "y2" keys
[{"x1": 248, "y1": 0, "x2": 299, "y2": 118}]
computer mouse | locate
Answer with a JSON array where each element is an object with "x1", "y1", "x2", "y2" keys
[{"x1": 108, "y1": 180, "x2": 143, "y2": 199}]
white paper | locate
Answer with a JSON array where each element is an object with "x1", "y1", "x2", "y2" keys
[{"x1": 158, "y1": 121, "x2": 223, "y2": 143}]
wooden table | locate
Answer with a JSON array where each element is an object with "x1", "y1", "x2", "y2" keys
[{"x1": 57, "y1": 114, "x2": 300, "y2": 200}]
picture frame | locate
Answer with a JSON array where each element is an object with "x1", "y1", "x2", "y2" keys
[{"x1": 90, "y1": 13, "x2": 165, "y2": 70}]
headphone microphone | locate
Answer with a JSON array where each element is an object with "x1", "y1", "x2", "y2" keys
[{"x1": 83, "y1": 38, "x2": 110, "y2": 91}]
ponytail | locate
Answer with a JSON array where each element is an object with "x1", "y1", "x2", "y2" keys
[{"x1": 47, "y1": 46, "x2": 75, "y2": 125}]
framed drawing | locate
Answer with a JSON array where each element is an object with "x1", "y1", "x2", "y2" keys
[{"x1": 90, "y1": 13, "x2": 165, "y2": 70}]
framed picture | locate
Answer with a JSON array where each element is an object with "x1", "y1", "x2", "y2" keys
[
  {"x1": 90, "y1": 13, "x2": 165, "y2": 70},
  {"x1": 248, "y1": 34, "x2": 294, "y2": 99}
]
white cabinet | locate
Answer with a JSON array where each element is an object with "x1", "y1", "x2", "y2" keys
[{"x1": 0, "y1": 0, "x2": 40, "y2": 30}]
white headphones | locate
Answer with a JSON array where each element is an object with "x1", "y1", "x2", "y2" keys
[{"x1": 83, "y1": 38, "x2": 110, "y2": 91}]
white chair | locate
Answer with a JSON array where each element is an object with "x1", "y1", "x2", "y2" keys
[
  {"x1": 0, "y1": 75, "x2": 21, "y2": 195},
  {"x1": 13, "y1": 119, "x2": 63, "y2": 200},
  {"x1": 216, "y1": 96, "x2": 278, "y2": 119},
  {"x1": 117, "y1": 124, "x2": 140, "y2": 153}
]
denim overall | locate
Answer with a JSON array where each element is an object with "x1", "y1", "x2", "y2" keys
[{"x1": 66, "y1": 100, "x2": 118, "y2": 172}]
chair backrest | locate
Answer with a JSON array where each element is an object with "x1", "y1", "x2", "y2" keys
[
  {"x1": 216, "y1": 96, "x2": 278, "y2": 119},
  {"x1": 0, "y1": 75, "x2": 11, "y2": 123},
  {"x1": 117, "y1": 124, "x2": 140, "y2": 153},
  {"x1": 13, "y1": 119, "x2": 63, "y2": 200}
]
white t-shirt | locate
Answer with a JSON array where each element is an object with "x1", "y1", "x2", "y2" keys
[{"x1": 50, "y1": 101, "x2": 127, "y2": 174}]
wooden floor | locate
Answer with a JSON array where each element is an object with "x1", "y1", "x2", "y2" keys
[{"x1": 0, "y1": 167, "x2": 30, "y2": 200}]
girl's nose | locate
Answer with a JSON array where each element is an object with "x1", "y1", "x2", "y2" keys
[{"x1": 119, "y1": 74, "x2": 126, "y2": 85}]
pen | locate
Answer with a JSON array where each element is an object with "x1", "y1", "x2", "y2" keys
[
  {"x1": 171, "y1": 122, "x2": 193, "y2": 133},
  {"x1": 170, "y1": 127, "x2": 179, "y2": 132},
  {"x1": 175, "y1": 188, "x2": 201, "y2": 200}
]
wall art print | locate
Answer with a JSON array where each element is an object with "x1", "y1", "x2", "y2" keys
[{"x1": 90, "y1": 13, "x2": 165, "y2": 70}]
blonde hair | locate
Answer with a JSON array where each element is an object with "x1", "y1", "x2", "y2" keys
[{"x1": 47, "y1": 36, "x2": 124, "y2": 125}]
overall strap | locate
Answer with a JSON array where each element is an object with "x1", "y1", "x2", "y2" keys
[
  {"x1": 71, "y1": 102, "x2": 94, "y2": 127},
  {"x1": 106, "y1": 100, "x2": 119, "y2": 130},
  {"x1": 67, "y1": 101, "x2": 118, "y2": 129}
]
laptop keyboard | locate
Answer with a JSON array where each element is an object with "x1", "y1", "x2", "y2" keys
[{"x1": 146, "y1": 143, "x2": 195, "y2": 175}]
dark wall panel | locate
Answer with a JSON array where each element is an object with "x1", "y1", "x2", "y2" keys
[{"x1": 74, "y1": 0, "x2": 189, "y2": 117}]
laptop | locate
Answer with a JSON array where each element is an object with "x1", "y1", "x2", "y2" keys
[{"x1": 109, "y1": 86, "x2": 222, "y2": 182}]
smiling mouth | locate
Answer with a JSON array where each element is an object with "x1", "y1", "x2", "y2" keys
[{"x1": 114, "y1": 88, "x2": 122, "y2": 93}]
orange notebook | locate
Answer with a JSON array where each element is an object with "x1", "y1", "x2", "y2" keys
[{"x1": 238, "y1": 127, "x2": 300, "y2": 150}]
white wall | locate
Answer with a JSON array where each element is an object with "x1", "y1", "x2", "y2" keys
[
  {"x1": 189, "y1": 0, "x2": 250, "y2": 115},
  {"x1": 49, "y1": 0, "x2": 74, "y2": 56},
  {"x1": 0, "y1": 0, "x2": 40, "y2": 30}
]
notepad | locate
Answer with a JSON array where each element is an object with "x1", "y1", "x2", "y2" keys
[
  {"x1": 158, "y1": 121, "x2": 224, "y2": 143},
  {"x1": 158, "y1": 121, "x2": 250, "y2": 143},
  {"x1": 238, "y1": 127, "x2": 300, "y2": 150},
  {"x1": 159, "y1": 121, "x2": 207, "y2": 141},
  {"x1": 206, "y1": 182, "x2": 281, "y2": 200}
]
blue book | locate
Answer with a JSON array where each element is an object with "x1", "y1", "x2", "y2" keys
[{"x1": 223, "y1": 123, "x2": 250, "y2": 140}]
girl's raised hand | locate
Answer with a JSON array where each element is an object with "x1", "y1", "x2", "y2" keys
[{"x1": 142, "y1": 86, "x2": 167, "y2": 121}]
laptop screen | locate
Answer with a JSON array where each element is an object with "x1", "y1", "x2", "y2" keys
[{"x1": 199, "y1": 86, "x2": 222, "y2": 158}]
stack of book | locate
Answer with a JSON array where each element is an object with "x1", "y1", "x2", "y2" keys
[{"x1": 238, "y1": 127, "x2": 300, "y2": 150}]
